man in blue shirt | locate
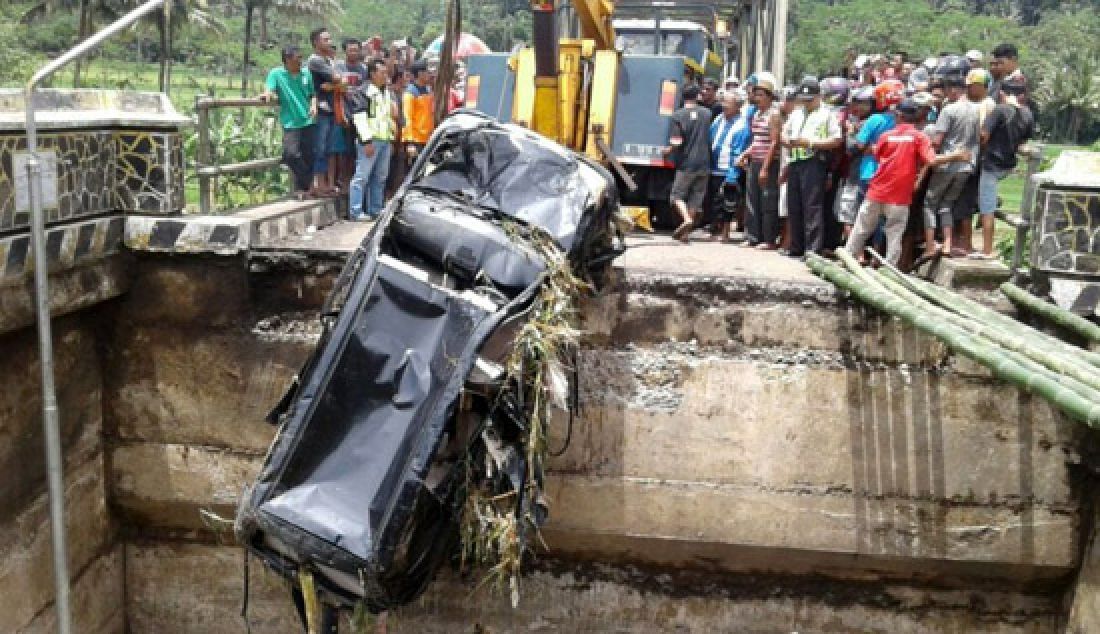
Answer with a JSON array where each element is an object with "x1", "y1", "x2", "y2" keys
[
  {"x1": 706, "y1": 90, "x2": 753, "y2": 242},
  {"x1": 851, "y1": 103, "x2": 896, "y2": 208}
]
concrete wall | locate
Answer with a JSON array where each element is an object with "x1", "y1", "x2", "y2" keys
[
  {"x1": 99, "y1": 254, "x2": 1096, "y2": 632},
  {"x1": 0, "y1": 315, "x2": 124, "y2": 633}
]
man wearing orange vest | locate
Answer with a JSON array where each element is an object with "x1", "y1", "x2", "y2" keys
[{"x1": 402, "y1": 60, "x2": 434, "y2": 167}]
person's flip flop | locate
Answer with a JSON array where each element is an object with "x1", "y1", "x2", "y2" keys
[{"x1": 672, "y1": 221, "x2": 693, "y2": 241}]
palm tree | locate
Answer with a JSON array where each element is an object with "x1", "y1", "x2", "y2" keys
[
  {"x1": 240, "y1": 0, "x2": 342, "y2": 97},
  {"x1": 1033, "y1": 51, "x2": 1100, "y2": 143},
  {"x1": 152, "y1": 0, "x2": 225, "y2": 95},
  {"x1": 21, "y1": 0, "x2": 125, "y2": 88}
]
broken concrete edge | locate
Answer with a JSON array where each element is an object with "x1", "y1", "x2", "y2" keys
[
  {"x1": 0, "y1": 215, "x2": 124, "y2": 283},
  {"x1": 0, "y1": 88, "x2": 190, "y2": 132},
  {"x1": 124, "y1": 199, "x2": 339, "y2": 256},
  {"x1": 0, "y1": 252, "x2": 132, "y2": 336}
]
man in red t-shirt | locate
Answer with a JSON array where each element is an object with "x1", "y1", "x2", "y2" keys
[{"x1": 845, "y1": 99, "x2": 970, "y2": 265}]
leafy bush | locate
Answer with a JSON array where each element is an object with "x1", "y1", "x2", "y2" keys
[{"x1": 183, "y1": 107, "x2": 288, "y2": 212}]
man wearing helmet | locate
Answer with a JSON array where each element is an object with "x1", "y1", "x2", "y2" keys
[
  {"x1": 922, "y1": 72, "x2": 981, "y2": 257},
  {"x1": 848, "y1": 80, "x2": 903, "y2": 233}
]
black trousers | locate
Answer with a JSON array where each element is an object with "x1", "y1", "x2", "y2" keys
[
  {"x1": 282, "y1": 125, "x2": 316, "y2": 193},
  {"x1": 697, "y1": 174, "x2": 726, "y2": 229},
  {"x1": 787, "y1": 158, "x2": 828, "y2": 256},
  {"x1": 745, "y1": 160, "x2": 780, "y2": 245}
]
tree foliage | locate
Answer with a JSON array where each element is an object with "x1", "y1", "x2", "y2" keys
[
  {"x1": 788, "y1": 0, "x2": 1100, "y2": 143},
  {"x1": 1, "y1": 0, "x2": 1096, "y2": 143}
]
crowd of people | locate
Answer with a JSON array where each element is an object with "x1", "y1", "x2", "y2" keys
[
  {"x1": 258, "y1": 28, "x2": 1037, "y2": 269},
  {"x1": 666, "y1": 43, "x2": 1036, "y2": 268},
  {"x1": 259, "y1": 27, "x2": 455, "y2": 220}
]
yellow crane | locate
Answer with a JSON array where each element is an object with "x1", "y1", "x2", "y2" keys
[{"x1": 512, "y1": 0, "x2": 622, "y2": 165}]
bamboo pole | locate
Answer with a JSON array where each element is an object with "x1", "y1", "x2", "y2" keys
[
  {"x1": 882, "y1": 269, "x2": 1100, "y2": 370},
  {"x1": 1001, "y1": 282, "x2": 1100, "y2": 345},
  {"x1": 846, "y1": 247, "x2": 1100, "y2": 398},
  {"x1": 872, "y1": 272, "x2": 1100, "y2": 399},
  {"x1": 807, "y1": 255, "x2": 1100, "y2": 428}
]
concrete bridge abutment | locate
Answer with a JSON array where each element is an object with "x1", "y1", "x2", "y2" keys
[{"x1": 0, "y1": 89, "x2": 1099, "y2": 632}]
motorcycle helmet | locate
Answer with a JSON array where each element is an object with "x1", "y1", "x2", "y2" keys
[
  {"x1": 873, "y1": 79, "x2": 905, "y2": 111},
  {"x1": 934, "y1": 54, "x2": 970, "y2": 86},
  {"x1": 820, "y1": 76, "x2": 850, "y2": 106}
]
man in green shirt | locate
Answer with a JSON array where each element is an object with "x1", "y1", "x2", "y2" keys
[{"x1": 260, "y1": 45, "x2": 318, "y2": 198}]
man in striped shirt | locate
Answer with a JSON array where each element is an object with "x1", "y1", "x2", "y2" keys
[{"x1": 706, "y1": 90, "x2": 752, "y2": 242}]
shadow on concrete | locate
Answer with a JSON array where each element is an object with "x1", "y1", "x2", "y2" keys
[{"x1": 843, "y1": 302, "x2": 948, "y2": 561}]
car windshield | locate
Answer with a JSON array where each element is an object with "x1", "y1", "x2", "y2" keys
[{"x1": 616, "y1": 31, "x2": 687, "y2": 56}]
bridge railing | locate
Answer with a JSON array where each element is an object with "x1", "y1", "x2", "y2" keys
[
  {"x1": 995, "y1": 144, "x2": 1045, "y2": 283},
  {"x1": 193, "y1": 96, "x2": 281, "y2": 215}
]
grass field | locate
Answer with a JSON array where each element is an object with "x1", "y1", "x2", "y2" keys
[
  {"x1": 73, "y1": 59, "x2": 266, "y2": 111},
  {"x1": 997, "y1": 143, "x2": 1070, "y2": 212}
]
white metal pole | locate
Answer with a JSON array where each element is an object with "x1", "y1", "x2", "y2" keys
[{"x1": 23, "y1": 3, "x2": 166, "y2": 631}]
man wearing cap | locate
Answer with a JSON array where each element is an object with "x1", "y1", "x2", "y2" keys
[
  {"x1": 950, "y1": 68, "x2": 996, "y2": 254},
  {"x1": 923, "y1": 74, "x2": 980, "y2": 257},
  {"x1": 663, "y1": 84, "x2": 714, "y2": 242},
  {"x1": 976, "y1": 75, "x2": 1034, "y2": 257},
  {"x1": 848, "y1": 82, "x2": 900, "y2": 235},
  {"x1": 780, "y1": 77, "x2": 843, "y2": 258},
  {"x1": 846, "y1": 99, "x2": 970, "y2": 266},
  {"x1": 738, "y1": 71, "x2": 782, "y2": 249},
  {"x1": 402, "y1": 61, "x2": 434, "y2": 167},
  {"x1": 966, "y1": 50, "x2": 984, "y2": 69}
]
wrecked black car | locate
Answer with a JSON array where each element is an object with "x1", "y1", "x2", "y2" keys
[{"x1": 235, "y1": 111, "x2": 624, "y2": 615}]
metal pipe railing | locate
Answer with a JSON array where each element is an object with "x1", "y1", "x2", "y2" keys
[
  {"x1": 193, "y1": 96, "x2": 279, "y2": 215},
  {"x1": 994, "y1": 143, "x2": 1044, "y2": 283},
  {"x1": 24, "y1": 2, "x2": 167, "y2": 632}
]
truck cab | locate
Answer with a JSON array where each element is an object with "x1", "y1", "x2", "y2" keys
[
  {"x1": 612, "y1": 18, "x2": 724, "y2": 80},
  {"x1": 463, "y1": 12, "x2": 726, "y2": 227}
]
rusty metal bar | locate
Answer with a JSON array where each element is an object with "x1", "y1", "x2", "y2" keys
[
  {"x1": 193, "y1": 97, "x2": 279, "y2": 214},
  {"x1": 197, "y1": 157, "x2": 282, "y2": 177},
  {"x1": 196, "y1": 96, "x2": 276, "y2": 109}
]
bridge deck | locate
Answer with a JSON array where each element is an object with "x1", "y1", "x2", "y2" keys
[{"x1": 257, "y1": 219, "x2": 821, "y2": 284}]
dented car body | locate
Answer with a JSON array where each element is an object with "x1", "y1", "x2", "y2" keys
[{"x1": 235, "y1": 111, "x2": 622, "y2": 612}]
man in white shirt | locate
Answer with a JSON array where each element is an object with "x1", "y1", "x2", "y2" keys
[{"x1": 781, "y1": 77, "x2": 843, "y2": 257}]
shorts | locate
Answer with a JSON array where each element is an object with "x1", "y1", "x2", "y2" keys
[
  {"x1": 671, "y1": 169, "x2": 708, "y2": 210},
  {"x1": 836, "y1": 181, "x2": 861, "y2": 225},
  {"x1": 923, "y1": 170, "x2": 970, "y2": 229},
  {"x1": 950, "y1": 170, "x2": 980, "y2": 223},
  {"x1": 979, "y1": 166, "x2": 1011, "y2": 215},
  {"x1": 331, "y1": 124, "x2": 350, "y2": 154},
  {"x1": 312, "y1": 113, "x2": 340, "y2": 175}
]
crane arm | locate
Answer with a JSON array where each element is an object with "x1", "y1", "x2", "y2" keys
[{"x1": 572, "y1": 0, "x2": 617, "y2": 51}]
